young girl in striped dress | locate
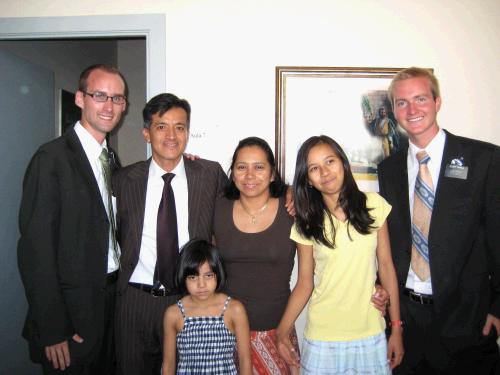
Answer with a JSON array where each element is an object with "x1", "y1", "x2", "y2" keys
[
  {"x1": 162, "y1": 239, "x2": 252, "y2": 375},
  {"x1": 277, "y1": 135, "x2": 404, "y2": 374}
]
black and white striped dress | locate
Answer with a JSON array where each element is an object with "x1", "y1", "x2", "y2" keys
[{"x1": 176, "y1": 296, "x2": 237, "y2": 374}]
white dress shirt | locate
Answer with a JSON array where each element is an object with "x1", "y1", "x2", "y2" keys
[
  {"x1": 129, "y1": 157, "x2": 190, "y2": 286},
  {"x1": 74, "y1": 122, "x2": 120, "y2": 273},
  {"x1": 405, "y1": 128, "x2": 446, "y2": 294}
]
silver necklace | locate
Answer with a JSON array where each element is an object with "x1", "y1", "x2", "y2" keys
[{"x1": 240, "y1": 200, "x2": 269, "y2": 224}]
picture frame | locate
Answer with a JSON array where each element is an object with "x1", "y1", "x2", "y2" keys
[{"x1": 275, "y1": 66, "x2": 408, "y2": 191}]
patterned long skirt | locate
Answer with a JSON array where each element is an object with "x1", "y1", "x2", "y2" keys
[{"x1": 248, "y1": 328, "x2": 300, "y2": 375}]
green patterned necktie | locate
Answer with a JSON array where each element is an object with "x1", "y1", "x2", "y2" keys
[{"x1": 99, "y1": 148, "x2": 120, "y2": 268}]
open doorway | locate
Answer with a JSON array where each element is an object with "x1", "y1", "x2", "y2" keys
[
  {"x1": 0, "y1": 14, "x2": 165, "y2": 374},
  {"x1": 0, "y1": 37, "x2": 147, "y2": 165},
  {"x1": 0, "y1": 13, "x2": 166, "y2": 162}
]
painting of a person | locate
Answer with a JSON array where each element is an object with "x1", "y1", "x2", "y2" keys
[{"x1": 370, "y1": 106, "x2": 400, "y2": 157}]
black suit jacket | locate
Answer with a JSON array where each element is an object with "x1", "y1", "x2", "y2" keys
[
  {"x1": 113, "y1": 156, "x2": 228, "y2": 293},
  {"x1": 378, "y1": 130, "x2": 500, "y2": 351},
  {"x1": 17, "y1": 128, "x2": 119, "y2": 362}
]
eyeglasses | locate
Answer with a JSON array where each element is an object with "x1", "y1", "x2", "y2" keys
[{"x1": 84, "y1": 91, "x2": 126, "y2": 105}]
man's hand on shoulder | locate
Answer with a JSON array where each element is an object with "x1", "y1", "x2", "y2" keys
[
  {"x1": 183, "y1": 153, "x2": 200, "y2": 161},
  {"x1": 285, "y1": 186, "x2": 295, "y2": 217}
]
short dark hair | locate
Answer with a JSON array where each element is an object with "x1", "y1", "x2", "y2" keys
[
  {"x1": 175, "y1": 239, "x2": 226, "y2": 295},
  {"x1": 142, "y1": 93, "x2": 191, "y2": 130},
  {"x1": 78, "y1": 64, "x2": 127, "y2": 95},
  {"x1": 224, "y1": 136, "x2": 287, "y2": 199}
]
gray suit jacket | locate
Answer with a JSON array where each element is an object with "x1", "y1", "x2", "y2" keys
[
  {"x1": 378, "y1": 130, "x2": 500, "y2": 351},
  {"x1": 113, "y1": 156, "x2": 228, "y2": 293}
]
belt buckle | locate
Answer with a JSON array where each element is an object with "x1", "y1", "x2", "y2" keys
[
  {"x1": 409, "y1": 290, "x2": 431, "y2": 304},
  {"x1": 417, "y1": 293, "x2": 425, "y2": 304}
]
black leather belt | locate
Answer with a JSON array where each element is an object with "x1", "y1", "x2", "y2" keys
[
  {"x1": 404, "y1": 288, "x2": 433, "y2": 305},
  {"x1": 106, "y1": 270, "x2": 118, "y2": 285},
  {"x1": 128, "y1": 282, "x2": 179, "y2": 297}
]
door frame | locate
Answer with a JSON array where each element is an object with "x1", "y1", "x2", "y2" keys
[{"x1": 0, "y1": 14, "x2": 166, "y2": 99}]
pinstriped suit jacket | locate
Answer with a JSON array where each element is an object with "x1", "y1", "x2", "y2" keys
[{"x1": 112, "y1": 156, "x2": 228, "y2": 293}]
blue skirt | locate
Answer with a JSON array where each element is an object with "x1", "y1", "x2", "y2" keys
[{"x1": 301, "y1": 332, "x2": 391, "y2": 374}]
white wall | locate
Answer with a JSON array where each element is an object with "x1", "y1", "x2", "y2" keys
[{"x1": 1, "y1": 0, "x2": 497, "y2": 172}]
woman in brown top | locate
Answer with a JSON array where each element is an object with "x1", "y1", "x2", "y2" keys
[{"x1": 213, "y1": 137, "x2": 300, "y2": 375}]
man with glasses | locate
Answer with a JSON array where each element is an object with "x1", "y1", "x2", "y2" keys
[{"x1": 18, "y1": 64, "x2": 127, "y2": 374}]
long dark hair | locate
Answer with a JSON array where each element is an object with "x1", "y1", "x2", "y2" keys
[
  {"x1": 224, "y1": 136, "x2": 287, "y2": 199},
  {"x1": 175, "y1": 239, "x2": 226, "y2": 295},
  {"x1": 293, "y1": 135, "x2": 374, "y2": 248}
]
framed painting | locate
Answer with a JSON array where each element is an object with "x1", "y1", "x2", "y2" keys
[{"x1": 275, "y1": 66, "x2": 408, "y2": 191}]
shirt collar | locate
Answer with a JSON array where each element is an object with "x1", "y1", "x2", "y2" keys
[
  {"x1": 150, "y1": 156, "x2": 186, "y2": 181},
  {"x1": 408, "y1": 128, "x2": 446, "y2": 164},
  {"x1": 74, "y1": 121, "x2": 107, "y2": 160}
]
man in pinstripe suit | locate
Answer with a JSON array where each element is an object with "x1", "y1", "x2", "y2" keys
[{"x1": 113, "y1": 93, "x2": 228, "y2": 374}]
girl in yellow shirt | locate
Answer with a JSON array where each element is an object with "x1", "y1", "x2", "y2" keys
[{"x1": 277, "y1": 135, "x2": 404, "y2": 374}]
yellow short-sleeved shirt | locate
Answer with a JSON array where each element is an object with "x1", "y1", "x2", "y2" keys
[{"x1": 291, "y1": 192, "x2": 391, "y2": 341}]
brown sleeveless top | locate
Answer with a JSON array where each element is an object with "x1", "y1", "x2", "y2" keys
[{"x1": 213, "y1": 196, "x2": 296, "y2": 331}]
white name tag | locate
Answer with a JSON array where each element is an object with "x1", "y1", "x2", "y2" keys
[{"x1": 444, "y1": 164, "x2": 468, "y2": 179}]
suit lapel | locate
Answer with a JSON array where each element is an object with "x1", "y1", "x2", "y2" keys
[
  {"x1": 126, "y1": 160, "x2": 150, "y2": 258},
  {"x1": 432, "y1": 131, "x2": 462, "y2": 203},
  {"x1": 428, "y1": 131, "x2": 461, "y2": 263},
  {"x1": 65, "y1": 129, "x2": 106, "y2": 215},
  {"x1": 184, "y1": 157, "x2": 203, "y2": 238}
]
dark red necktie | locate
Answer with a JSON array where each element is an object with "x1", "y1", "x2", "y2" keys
[{"x1": 154, "y1": 173, "x2": 179, "y2": 290}]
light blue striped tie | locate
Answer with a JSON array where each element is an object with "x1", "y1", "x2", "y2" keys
[{"x1": 411, "y1": 150, "x2": 433, "y2": 280}]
